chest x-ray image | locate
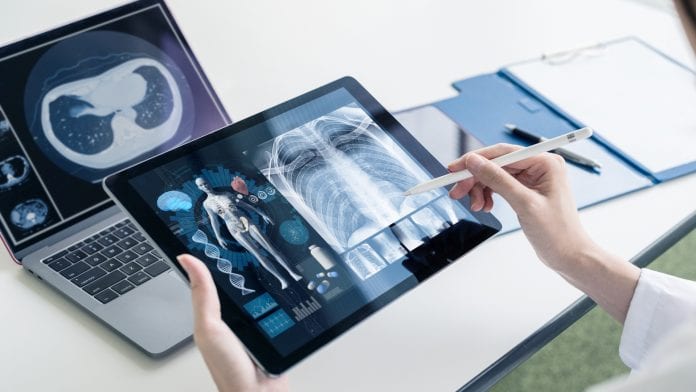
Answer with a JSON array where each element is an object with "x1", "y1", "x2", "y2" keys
[
  {"x1": 253, "y1": 104, "x2": 442, "y2": 254},
  {"x1": 196, "y1": 177, "x2": 303, "y2": 289},
  {"x1": 24, "y1": 31, "x2": 194, "y2": 183}
]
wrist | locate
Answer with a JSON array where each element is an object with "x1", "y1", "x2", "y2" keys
[
  {"x1": 554, "y1": 241, "x2": 640, "y2": 323},
  {"x1": 550, "y1": 235, "x2": 603, "y2": 277}
]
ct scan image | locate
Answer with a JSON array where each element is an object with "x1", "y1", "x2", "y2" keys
[
  {"x1": 23, "y1": 30, "x2": 195, "y2": 183},
  {"x1": 0, "y1": 110, "x2": 59, "y2": 241},
  {"x1": 0, "y1": 2, "x2": 228, "y2": 246}
]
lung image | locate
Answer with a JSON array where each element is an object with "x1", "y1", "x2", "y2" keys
[
  {"x1": 24, "y1": 31, "x2": 195, "y2": 182},
  {"x1": 254, "y1": 104, "x2": 439, "y2": 252},
  {"x1": 41, "y1": 58, "x2": 182, "y2": 169}
]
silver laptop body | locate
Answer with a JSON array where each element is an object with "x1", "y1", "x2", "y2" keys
[{"x1": 19, "y1": 205, "x2": 193, "y2": 357}]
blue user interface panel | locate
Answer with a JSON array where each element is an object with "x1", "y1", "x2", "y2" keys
[{"x1": 130, "y1": 88, "x2": 480, "y2": 356}]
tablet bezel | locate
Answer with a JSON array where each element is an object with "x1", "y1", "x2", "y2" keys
[{"x1": 104, "y1": 76, "x2": 501, "y2": 374}]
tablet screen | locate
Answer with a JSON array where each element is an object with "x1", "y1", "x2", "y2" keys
[{"x1": 121, "y1": 81, "x2": 499, "y2": 371}]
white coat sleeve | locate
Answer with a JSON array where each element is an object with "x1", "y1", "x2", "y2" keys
[
  {"x1": 619, "y1": 268, "x2": 696, "y2": 370},
  {"x1": 589, "y1": 320, "x2": 696, "y2": 392}
]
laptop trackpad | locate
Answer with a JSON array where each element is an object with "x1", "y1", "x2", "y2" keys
[{"x1": 99, "y1": 270, "x2": 192, "y2": 356}]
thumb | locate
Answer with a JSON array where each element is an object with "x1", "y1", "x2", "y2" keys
[
  {"x1": 177, "y1": 254, "x2": 221, "y2": 325},
  {"x1": 465, "y1": 154, "x2": 530, "y2": 210}
]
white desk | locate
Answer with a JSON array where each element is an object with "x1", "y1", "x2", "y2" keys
[{"x1": 1, "y1": 1, "x2": 695, "y2": 390}]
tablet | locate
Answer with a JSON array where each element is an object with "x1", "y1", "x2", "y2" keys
[{"x1": 104, "y1": 77, "x2": 501, "y2": 374}]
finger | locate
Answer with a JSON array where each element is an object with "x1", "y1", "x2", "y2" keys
[
  {"x1": 465, "y1": 153, "x2": 530, "y2": 210},
  {"x1": 449, "y1": 143, "x2": 549, "y2": 173},
  {"x1": 178, "y1": 254, "x2": 221, "y2": 325},
  {"x1": 448, "y1": 177, "x2": 476, "y2": 199},
  {"x1": 178, "y1": 255, "x2": 261, "y2": 385},
  {"x1": 480, "y1": 146, "x2": 560, "y2": 173},
  {"x1": 447, "y1": 144, "x2": 519, "y2": 172},
  {"x1": 469, "y1": 183, "x2": 485, "y2": 211},
  {"x1": 483, "y1": 187, "x2": 494, "y2": 212}
]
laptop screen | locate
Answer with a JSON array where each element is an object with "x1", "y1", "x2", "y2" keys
[{"x1": 0, "y1": 0, "x2": 229, "y2": 256}]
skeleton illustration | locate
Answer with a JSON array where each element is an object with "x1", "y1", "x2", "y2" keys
[{"x1": 196, "y1": 177, "x2": 302, "y2": 289}]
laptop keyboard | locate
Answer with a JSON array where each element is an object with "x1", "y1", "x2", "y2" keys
[{"x1": 40, "y1": 219, "x2": 171, "y2": 304}]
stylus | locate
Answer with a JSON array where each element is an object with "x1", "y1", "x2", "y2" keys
[
  {"x1": 403, "y1": 127, "x2": 594, "y2": 196},
  {"x1": 505, "y1": 124, "x2": 602, "y2": 171}
]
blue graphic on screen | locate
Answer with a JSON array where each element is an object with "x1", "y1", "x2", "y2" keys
[
  {"x1": 279, "y1": 217, "x2": 309, "y2": 245},
  {"x1": 306, "y1": 271, "x2": 340, "y2": 294},
  {"x1": 243, "y1": 293, "x2": 279, "y2": 319},
  {"x1": 258, "y1": 309, "x2": 295, "y2": 338},
  {"x1": 156, "y1": 190, "x2": 192, "y2": 212},
  {"x1": 192, "y1": 229, "x2": 255, "y2": 295}
]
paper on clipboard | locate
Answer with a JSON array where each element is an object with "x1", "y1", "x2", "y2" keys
[{"x1": 507, "y1": 38, "x2": 696, "y2": 174}]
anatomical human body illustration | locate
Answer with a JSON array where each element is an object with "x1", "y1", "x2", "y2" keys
[{"x1": 196, "y1": 177, "x2": 303, "y2": 289}]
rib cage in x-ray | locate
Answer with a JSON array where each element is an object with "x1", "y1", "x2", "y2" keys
[{"x1": 259, "y1": 105, "x2": 437, "y2": 252}]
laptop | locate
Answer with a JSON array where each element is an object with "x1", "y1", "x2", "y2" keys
[{"x1": 0, "y1": 0, "x2": 230, "y2": 356}]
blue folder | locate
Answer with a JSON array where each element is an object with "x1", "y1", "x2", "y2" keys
[
  {"x1": 398, "y1": 37, "x2": 695, "y2": 233},
  {"x1": 431, "y1": 72, "x2": 652, "y2": 232}
]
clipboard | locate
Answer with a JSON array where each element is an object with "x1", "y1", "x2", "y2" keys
[
  {"x1": 401, "y1": 37, "x2": 694, "y2": 232},
  {"x1": 504, "y1": 37, "x2": 696, "y2": 182}
]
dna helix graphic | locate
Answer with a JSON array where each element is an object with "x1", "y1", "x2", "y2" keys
[{"x1": 192, "y1": 229, "x2": 255, "y2": 295}]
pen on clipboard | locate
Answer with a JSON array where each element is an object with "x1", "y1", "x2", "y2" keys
[
  {"x1": 403, "y1": 128, "x2": 594, "y2": 196},
  {"x1": 505, "y1": 124, "x2": 602, "y2": 172}
]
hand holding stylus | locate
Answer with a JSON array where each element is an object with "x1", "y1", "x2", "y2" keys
[
  {"x1": 446, "y1": 142, "x2": 593, "y2": 266},
  {"x1": 447, "y1": 143, "x2": 639, "y2": 323},
  {"x1": 404, "y1": 128, "x2": 593, "y2": 196}
]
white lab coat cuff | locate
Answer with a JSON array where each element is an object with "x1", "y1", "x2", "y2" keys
[{"x1": 619, "y1": 268, "x2": 696, "y2": 370}]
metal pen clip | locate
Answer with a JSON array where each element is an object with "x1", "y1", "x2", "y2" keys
[{"x1": 541, "y1": 42, "x2": 607, "y2": 65}]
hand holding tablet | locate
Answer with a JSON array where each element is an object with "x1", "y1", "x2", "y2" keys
[
  {"x1": 104, "y1": 77, "x2": 500, "y2": 374},
  {"x1": 177, "y1": 254, "x2": 289, "y2": 390}
]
